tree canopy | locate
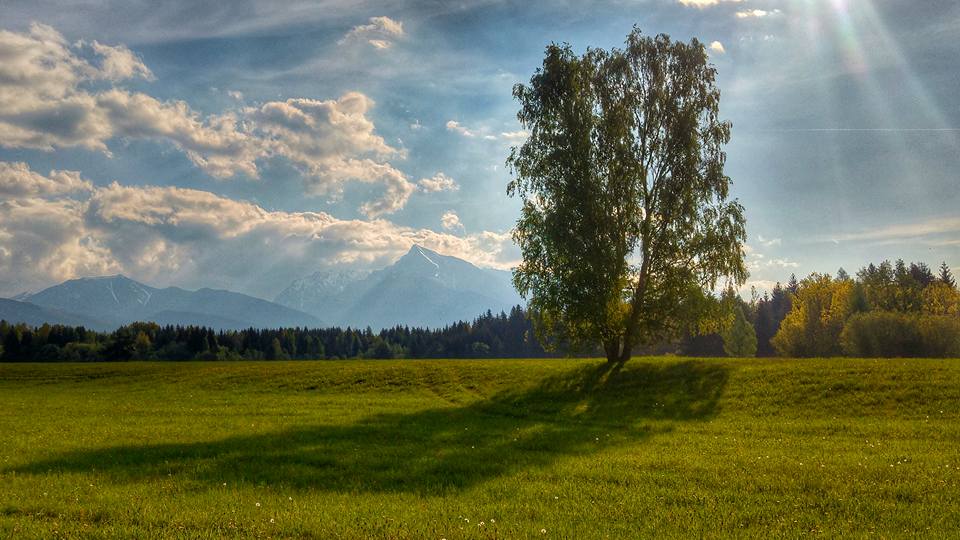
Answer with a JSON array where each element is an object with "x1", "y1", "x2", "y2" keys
[{"x1": 507, "y1": 28, "x2": 746, "y2": 364}]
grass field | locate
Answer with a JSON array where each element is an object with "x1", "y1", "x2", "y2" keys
[{"x1": 1, "y1": 357, "x2": 959, "y2": 538}]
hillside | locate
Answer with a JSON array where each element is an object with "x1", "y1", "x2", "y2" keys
[
  {"x1": 1, "y1": 357, "x2": 958, "y2": 538},
  {"x1": 0, "y1": 298, "x2": 109, "y2": 329}
]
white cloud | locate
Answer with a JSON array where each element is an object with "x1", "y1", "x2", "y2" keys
[
  {"x1": 247, "y1": 92, "x2": 414, "y2": 217},
  {"x1": 339, "y1": 16, "x2": 404, "y2": 49},
  {"x1": 227, "y1": 90, "x2": 244, "y2": 101},
  {"x1": 0, "y1": 197, "x2": 120, "y2": 290},
  {"x1": 86, "y1": 40, "x2": 154, "y2": 81},
  {"x1": 709, "y1": 41, "x2": 726, "y2": 54},
  {"x1": 446, "y1": 120, "x2": 476, "y2": 137},
  {"x1": 441, "y1": 210, "x2": 464, "y2": 232},
  {"x1": 0, "y1": 161, "x2": 92, "y2": 198},
  {"x1": 448, "y1": 121, "x2": 521, "y2": 142},
  {"x1": 826, "y1": 217, "x2": 960, "y2": 245},
  {"x1": 417, "y1": 172, "x2": 459, "y2": 193},
  {"x1": 736, "y1": 9, "x2": 781, "y2": 19},
  {"x1": 757, "y1": 234, "x2": 781, "y2": 247},
  {"x1": 500, "y1": 130, "x2": 529, "y2": 143},
  {"x1": 0, "y1": 24, "x2": 418, "y2": 216},
  {"x1": 0, "y1": 180, "x2": 516, "y2": 298},
  {"x1": 678, "y1": 0, "x2": 743, "y2": 7},
  {"x1": 748, "y1": 257, "x2": 799, "y2": 271},
  {"x1": 97, "y1": 89, "x2": 261, "y2": 179}
]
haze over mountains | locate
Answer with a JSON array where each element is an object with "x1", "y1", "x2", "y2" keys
[
  {"x1": 274, "y1": 245, "x2": 522, "y2": 329},
  {"x1": 1, "y1": 246, "x2": 521, "y2": 331},
  {"x1": 3, "y1": 275, "x2": 322, "y2": 331}
]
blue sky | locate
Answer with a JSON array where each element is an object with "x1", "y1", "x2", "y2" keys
[{"x1": 1, "y1": 0, "x2": 958, "y2": 299}]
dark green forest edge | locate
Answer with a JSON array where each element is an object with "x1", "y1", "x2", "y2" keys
[{"x1": 1, "y1": 259, "x2": 956, "y2": 362}]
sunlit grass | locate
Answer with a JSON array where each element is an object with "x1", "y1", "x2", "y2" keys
[{"x1": 1, "y1": 357, "x2": 959, "y2": 538}]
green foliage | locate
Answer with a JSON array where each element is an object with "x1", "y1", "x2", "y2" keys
[
  {"x1": 939, "y1": 261, "x2": 956, "y2": 288},
  {"x1": 0, "y1": 307, "x2": 551, "y2": 362},
  {"x1": 508, "y1": 28, "x2": 746, "y2": 363},
  {"x1": 922, "y1": 281, "x2": 960, "y2": 316},
  {"x1": 770, "y1": 260, "x2": 960, "y2": 358},
  {"x1": 721, "y1": 305, "x2": 757, "y2": 357},
  {"x1": 841, "y1": 312, "x2": 960, "y2": 358},
  {"x1": 840, "y1": 312, "x2": 921, "y2": 358},
  {"x1": 917, "y1": 315, "x2": 960, "y2": 357},
  {"x1": 772, "y1": 274, "x2": 860, "y2": 357}
]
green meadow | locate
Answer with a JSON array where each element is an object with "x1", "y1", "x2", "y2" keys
[{"x1": 1, "y1": 358, "x2": 959, "y2": 538}]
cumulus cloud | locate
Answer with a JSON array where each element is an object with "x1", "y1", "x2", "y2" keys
[
  {"x1": 339, "y1": 16, "x2": 404, "y2": 49},
  {"x1": 709, "y1": 41, "x2": 726, "y2": 54},
  {"x1": 247, "y1": 93, "x2": 414, "y2": 216},
  {"x1": 86, "y1": 40, "x2": 154, "y2": 81},
  {"x1": 440, "y1": 210, "x2": 464, "y2": 232},
  {"x1": 0, "y1": 23, "x2": 257, "y2": 172},
  {"x1": 0, "y1": 197, "x2": 119, "y2": 290},
  {"x1": 417, "y1": 172, "x2": 459, "y2": 193},
  {"x1": 0, "y1": 24, "x2": 418, "y2": 216},
  {"x1": 97, "y1": 89, "x2": 261, "y2": 178},
  {"x1": 0, "y1": 179, "x2": 516, "y2": 298},
  {"x1": 0, "y1": 161, "x2": 92, "y2": 198}
]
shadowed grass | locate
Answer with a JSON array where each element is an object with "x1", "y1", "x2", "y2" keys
[{"x1": 8, "y1": 361, "x2": 727, "y2": 494}]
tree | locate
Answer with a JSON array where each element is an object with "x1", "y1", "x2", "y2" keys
[
  {"x1": 939, "y1": 262, "x2": 956, "y2": 289},
  {"x1": 722, "y1": 305, "x2": 757, "y2": 357},
  {"x1": 507, "y1": 28, "x2": 746, "y2": 364},
  {"x1": 772, "y1": 274, "x2": 860, "y2": 357},
  {"x1": 909, "y1": 262, "x2": 936, "y2": 288}
]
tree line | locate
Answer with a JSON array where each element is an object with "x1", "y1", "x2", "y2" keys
[
  {"x1": 689, "y1": 260, "x2": 958, "y2": 358},
  {"x1": 1, "y1": 260, "x2": 956, "y2": 361},
  {"x1": 0, "y1": 306, "x2": 552, "y2": 362}
]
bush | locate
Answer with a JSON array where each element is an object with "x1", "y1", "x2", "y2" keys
[
  {"x1": 917, "y1": 315, "x2": 960, "y2": 357},
  {"x1": 840, "y1": 312, "x2": 960, "y2": 357},
  {"x1": 840, "y1": 311, "x2": 920, "y2": 357}
]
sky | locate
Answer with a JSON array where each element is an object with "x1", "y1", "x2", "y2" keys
[{"x1": 0, "y1": 0, "x2": 958, "y2": 299}]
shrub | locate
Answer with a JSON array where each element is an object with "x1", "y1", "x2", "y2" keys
[
  {"x1": 917, "y1": 315, "x2": 960, "y2": 357},
  {"x1": 840, "y1": 311, "x2": 920, "y2": 357}
]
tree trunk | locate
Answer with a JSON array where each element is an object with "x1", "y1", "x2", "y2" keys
[
  {"x1": 604, "y1": 339, "x2": 621, "y2": 364},
  {"x1": 617, "y1": 336, "x2": 633, "y2": 364}
]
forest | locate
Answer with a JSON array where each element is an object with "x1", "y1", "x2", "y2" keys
[{"x1": 1, "y1": 260, "x2": 957, "y2": 362}]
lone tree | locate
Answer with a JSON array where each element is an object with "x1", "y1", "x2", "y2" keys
[{"x1": 507, "y1": 28, "x2": 747, "y2": 364}]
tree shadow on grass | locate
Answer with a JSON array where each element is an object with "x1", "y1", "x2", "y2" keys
[{"x1": 10, "y1": 360, "x2": 728, "y2": 495}]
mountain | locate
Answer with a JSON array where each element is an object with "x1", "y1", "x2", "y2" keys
[
  {"x1": 274, "y1": 268, "x2": 372, "y2": 314},
  {"x1": 17, "y1": 275, "x2": 322, "y2": 330},
  {"x1": 274, "y1": 245, "x2": 522, "y2": 329},
  {"x1": 0, "y1": 298, "x2": 109, "y2": 329}
]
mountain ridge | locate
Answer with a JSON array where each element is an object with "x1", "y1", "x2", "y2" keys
[
  {"x1": 274, "y1": 244, "x2": 521, "y2": 330},
  {"x1": 13, "y1": 275, "x2": 322, "y2": 330}
]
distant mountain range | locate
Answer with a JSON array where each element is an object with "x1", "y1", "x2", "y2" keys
[
  {"x1": 274, "y1": 245, "x2": 522, "y2": 329},
  {"x1": 3, "y1": 275, "x2": 321, "y2": 331},
  {"x1": 1, "y1": 245, "x2": 521, "y2": 331}
]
